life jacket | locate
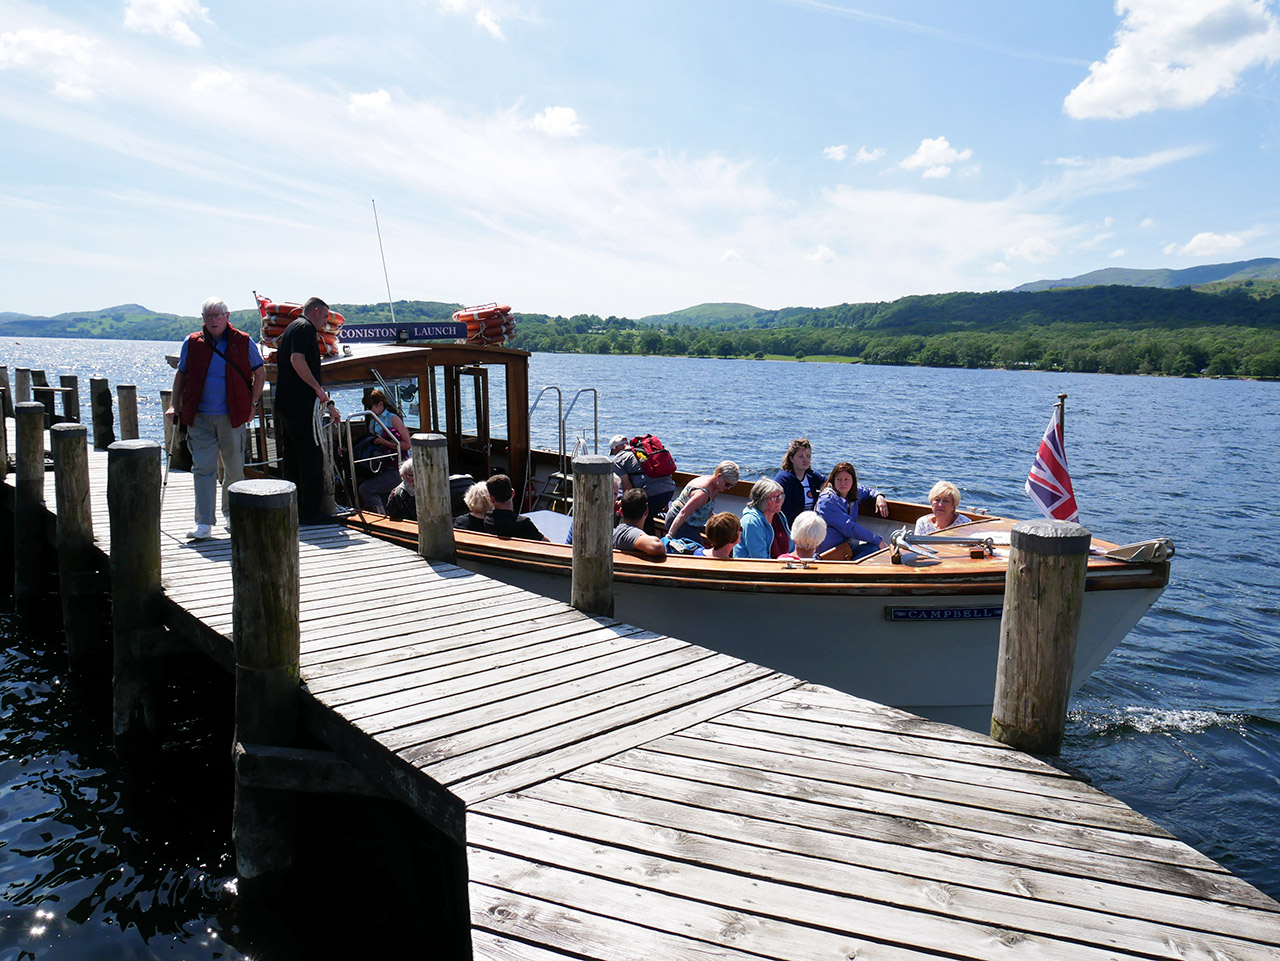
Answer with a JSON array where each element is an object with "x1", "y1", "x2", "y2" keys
[{"x1": 181, "y1": 325, "x2": 254, "y2": 428}]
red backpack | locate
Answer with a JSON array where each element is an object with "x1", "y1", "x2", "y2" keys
[{"x1": 629, "y1": 434, "x2": 676, "y2": 478}]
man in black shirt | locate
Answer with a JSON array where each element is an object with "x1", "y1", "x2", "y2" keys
[
  {"x1": 482, "y1": 474, "x2": 547, "y2": 541},
  {"x1": 275, "y1": 296, "x2": 341, "y2": 523}
]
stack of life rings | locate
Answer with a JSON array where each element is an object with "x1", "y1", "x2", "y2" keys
[
  {"x1": 454, "y1": 303, "x2": 516, "y2": 346},
  {"x1": 255, "y1": 292, "x2": 345, "y2": 361}
]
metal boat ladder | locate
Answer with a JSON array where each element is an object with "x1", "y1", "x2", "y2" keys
[{"x1": 526, "y1": 386, "x2": 599, "y2": 513}]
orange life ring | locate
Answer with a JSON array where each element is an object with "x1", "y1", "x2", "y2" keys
[{"x1": 454, "y1": 303, "x2": 511, "y2": 324}]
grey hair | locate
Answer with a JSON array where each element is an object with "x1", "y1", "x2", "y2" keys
[
  {"x1": 463, "y1": 481, "x2": 493, "y2": 515},
  {"x1": 790, "y1": 511, "x2": 827, "y2": 551},
  {"x1": 399, "y1": 458, "x2": 415, "y2": 482},
  {"x1": 747, "y1": 476, "x2": 783, "y2": 511},
  {"x1": 201, "y1": 297, "x2": 229, "y2": 317}
]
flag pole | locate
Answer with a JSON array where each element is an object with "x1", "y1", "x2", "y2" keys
[{"x1": 1057, "y1": 392, "x2": 1067, "y2": 439}]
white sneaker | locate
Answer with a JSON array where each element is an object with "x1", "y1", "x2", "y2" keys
[{"x1": 186, "y1": 523, "x2": 212, "y2": 540}]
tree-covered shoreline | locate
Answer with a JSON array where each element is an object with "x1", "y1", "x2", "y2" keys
[{"x1": 3, "y1": 282, "x2": 1278, "y2": 378}]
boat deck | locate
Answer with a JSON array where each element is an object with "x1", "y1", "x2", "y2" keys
[{"x1": 4, "y1": 423, "x2": 1278, "y2": 959}]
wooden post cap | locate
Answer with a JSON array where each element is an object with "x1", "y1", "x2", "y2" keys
[
  {"x1": 1010, "y1": 520, "x2": 1091, "y2": 556},
  {"x1": 51, "y1": 423, "x2": 88, "y2": 440},
  {"x1": 228, "y1": 478, "x2": 296, "y2": 512},
  {"x1": 107, "y1": 439, "x2": 159, "y2": 457},
  {"x1": 411, "y1": 432, "x2": 447, "y2": 449},
  {"x1": 572, "y1": 454, "x2": 613, "y2": 475}
]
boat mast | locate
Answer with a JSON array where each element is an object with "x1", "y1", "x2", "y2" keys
[{"x1": 372, "y1": 199, "x2": 396, "y2": 326}]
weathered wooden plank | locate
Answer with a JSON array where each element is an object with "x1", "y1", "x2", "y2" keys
[
  {"x1": 471, "y1": 929, "x2": 580, "y2": 961},
  {"x1": 371, "y1": 646, "x2": 725, "y2": 745},
  {"x1": 410, "y1": 662, "x2": 786, "y2": 788},
  {"x1": 498, "y1": 775, "x2": 1280, "y2": 943},
  {"x1": 470, "y1": 845, "x2": 1139, "y2": 961},
  {"x1": 571, "y1": 749, "x2": 1272, "y2": 911},
  {"x1": 316, "y1": 626, "x2": 657, "y2": 713},
  {"x1": 469, "y1": 806, "x2": 1280, "y2": 960},
  {"x1": 340, "y1": 635, "x2": 694, "y2": 734}
]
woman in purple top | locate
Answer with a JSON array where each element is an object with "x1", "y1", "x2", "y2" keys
[{"x1": 815, "y1": 461, "x2": 889, "y2": 559}]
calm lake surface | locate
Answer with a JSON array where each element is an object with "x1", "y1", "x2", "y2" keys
[{"x1": 2, "y1": 337, "x2": 1279, "y2": 956}]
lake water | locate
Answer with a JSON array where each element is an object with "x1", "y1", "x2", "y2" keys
[{"x1": 2, "y1": 337, "x2": 1279, "y2": 955}]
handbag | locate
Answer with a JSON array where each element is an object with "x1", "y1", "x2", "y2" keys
[
  {"x1": 818, "y1": 541, "x2": 853, "y2": 561},
  {"x1": 169, "y1": 423, "x2": 194, "y2": 472}
]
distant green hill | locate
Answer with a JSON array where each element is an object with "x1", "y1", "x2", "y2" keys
[
  {"x1": 1013, "y1": 257, "x2": 1280, "y2": 292},
  {"x1": 637, "y1": 302, "x2": 770, "y2": 326}
]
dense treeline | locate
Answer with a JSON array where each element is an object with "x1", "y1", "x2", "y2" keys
[
  {"x1": 3, "y1": 282, "x2": 1278, "y2": 377},
  {"x1": 507, "y1": 284, "x2": 1280, "y2": 377}
]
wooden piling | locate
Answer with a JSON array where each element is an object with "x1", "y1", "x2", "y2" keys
[
  {"x1": 0, "y1": 367, "x2": 12, "y2": 417},
  {"x1": 160, "y1": 389, "x2": 173, "y2": 455},
  {"x1": 412, "y1": 433, "x2": 455, "y2": 563},
  {"x1": 90, "y1": 377, "x2": 115, "y2": 450},
  {"x1": 0, "y1": 388, "x2": 8, "y2": 480},
  {"x1": 229, "y1": 478, "x2": 300, "y2": 883},
  {"x1": 990, "y1": 518, "x2": 1091, "y2": 755},
  {"x1": 117, "y1": 384, "x2": 139, "y2": 440},
  {"x1": 32, "y1": 372, "x2": 55, "y2": 428},
  {"x1": 14, "y1": 403, "x2": 48, "y2": 617},
  {"x1": 14, "y1": 367, "x2": 32, "y2": 405},
  {"x1": 571, "y1": 454, "x2": 614, "y2": 617},
  {"x1": 108, "y1": 439, "x2": 162, "y2": 743},
  {"x1": 51, "y1": 424, "x2": 100, "y2": 674},
  {"x1": 60, "y1": 375, "x2": 80, "y2": 424}
]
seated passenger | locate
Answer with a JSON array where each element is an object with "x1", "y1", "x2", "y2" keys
[
  {"x1": 702, "y1": 512, "x2": 741, "y2": 558},
  {"x1": 455, "y1": 481, "x2": 492, "y2": 531},
  {"x1": 815, "y1": 461, "x2": 888, "y2": 559},
  {"x1": 914, "y1": 480, "x2": 972, "y2": 534},
  {"x1": 613, "y1": 489, "x2": 666, "y2": 557},
  {"x1": 482, "y1": 474, "x2": 548, "y2": 541},
  {"x1": 779, "y1": 511, "x2": 827, "y2": 560},
  {"x1": 774, "y1": 438, "x2": 826, "y2": 525},
  {"x1": 386, "y1": 458, "x2": 416, "y2": 521},
  {"x1": 357, "y1": 389, "x2": 412, "y2": 513},
  {"x1": 664, "y1": 460, "x2": 739, "y2": 544},
  {"x1": 734, "y1": 477, "x2": 793, "y2": 559}
]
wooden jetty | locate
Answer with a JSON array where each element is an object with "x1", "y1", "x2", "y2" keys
[{"x1": 3, "y1": 391, "x2": 1280, "y2": 960}]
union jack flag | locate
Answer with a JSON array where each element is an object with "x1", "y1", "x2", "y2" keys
[{"x1": 1025, "y1": 404, "x2": 1079, "y2": 522}]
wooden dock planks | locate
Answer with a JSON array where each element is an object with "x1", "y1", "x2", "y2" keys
[{"x1": 7, "y1": 424, "x2": 1280, "y2": 960}]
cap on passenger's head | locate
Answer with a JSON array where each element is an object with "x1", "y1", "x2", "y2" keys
[{"x1": 609, "y1": 434, "x2": 628, "y2": 452}]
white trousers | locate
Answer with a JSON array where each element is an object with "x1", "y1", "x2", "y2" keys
[{"x1": 189, "y1": 412, "x2": 246, "y2": 526}]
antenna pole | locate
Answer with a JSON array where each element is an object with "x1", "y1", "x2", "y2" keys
[{"x1": 372, "y1": 199, "x2": 396, "y2": 326}]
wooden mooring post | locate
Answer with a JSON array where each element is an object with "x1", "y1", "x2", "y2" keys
[
  {"x1": 228, "y1": 478, "x2": 300, "y2": 885},
  {"x1": 52, "y1": 423, "x2": 101, "y2": 674},
  {"x1": 412, "y1": 433, "x2": 455, "y2": 562},
  {"x1": 60, "y1": 374, "x2": 80, "y2": 424},
  {"x1": 14, "y1": 367, "x2": 32, "y2": 406},
  {"x1": 117, "y1": 384, "x2": 139, "y2": 440},
  {"x1": 0, "y1": 367, "x2": 13, "y2": 417},
  {"x1": 571, "y1": 454, "x2": 614, "y2": 617},
  {"x1": 90, "y1": 377, "x2": 115, "y2": 450},
  {"x1": 0, "y1": 388, "x2": 8, "y2": 480},
  {"x1": 108, "y1": 439, "x2": 163, "y2": 743},
  {"x1": 14, "y1": 402, "x2": 48, "y2": 618},
  {"x1": 990, "y1": 519, "x2": 1091, "y2": 755}
]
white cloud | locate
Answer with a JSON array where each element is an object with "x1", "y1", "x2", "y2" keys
[
  {"x1": 190, "y1": 68, "x2": 240, "y2": 95},
  {"x1": 526, "y1": 105, "x2": 582, "y2": 137},
  {"x1": 123, "y1": 0, "x2": 211, "y2": 47},
  {"x1": 1162, "y1": 231, "x2": 1245, "y2": 256},
  {"x1": 823, "y1": 144, "x2": 847, "y2": 161},
  {"x1": 1109, "y1": 248, "x2": 1126, "y2": 257},
  {"x1": 1140, "y1": 217, "x2": 1157, "y2": 227},
  {"x1": 854, "y1": 146, "x2": 886, "y2": 163},
  {"x1": 1004, "y1": 237, "x2": 1059, "y2": 263},
  {"x1": 0, "y1": 28, "x2": 98, "y2": 100},
  {"x1": 1064, "y1": 0, "x2": 1280, "y2": 119},
  {"x1": 720, "y1": 249, "x2": 741, "y2": 263},
  {"x1": 990, "y1": 261, "x2": 1011, "y2": 274},
  {"x1": 440, "y1": 0, "x2": 505, "y2": 39},
  {"x1": 805, "y1": 245, "x2": 836, "y2": 263},
  {"x1": 900, "y1": 136, "x2": 973, "y2": 178},
  {"x1": 348, "y1": 89, "x2": 394, "y2": 119}
]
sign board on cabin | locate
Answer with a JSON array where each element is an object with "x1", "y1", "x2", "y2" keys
[{"x1": 341, "y1": 322, "x2": 468, "y2": 343}]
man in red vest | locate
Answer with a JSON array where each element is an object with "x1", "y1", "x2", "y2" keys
[{"x1": 165, "y1": 297, "x2": 265, "y2": 539}]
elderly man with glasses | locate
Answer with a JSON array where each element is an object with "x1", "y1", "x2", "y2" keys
[{"x1": 166, "y1": 297, "x2": 265, "y2": 540}]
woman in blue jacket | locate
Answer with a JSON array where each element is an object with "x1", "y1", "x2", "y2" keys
[
  {"x1": 734, "y1": 478, "x2": 792, "y2": 559},
  {"x1": 774, "y1": 438, "x2": 826, "y2": 525},
  {"x1": 815, "y1": 461, "x2": 889, "y2": 558}
]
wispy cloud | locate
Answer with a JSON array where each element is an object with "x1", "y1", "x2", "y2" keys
[
  {"x1": 1162, "y1": 230, "x2": 1247, "y2": 256},
  {"x1": 854, "y1": 146, "x2": 885, "y2": 163},
  {"x1": 823, "y1": 144, "x2": 847, "y2": 161},
  {"x1": 439, "y1": 0, "x2": 506, "y2": 39},
  {"x1": 525, "y1": 105, "x2": 583, "y2": 137},
  {"x1": 1064, "y1": 0, "x2": 1280, "y2": 119},
  {"x1": 123, "y1": 0, "x2": 211, "y2": 47},
  {"x1": 0, "y1": 28, "x2": 98, "y2": 100}
]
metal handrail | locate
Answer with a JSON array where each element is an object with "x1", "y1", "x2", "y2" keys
[
  {"x1": 528, "y1": 386, "x2": 565, "y2": 476},
  {"x1": 562, "y1": 388, "x2": 599, "y2": 455}
]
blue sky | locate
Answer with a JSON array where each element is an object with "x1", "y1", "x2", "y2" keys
[{"x1": 2, "y1": 0, "x2": 1279, "y2": 318}]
